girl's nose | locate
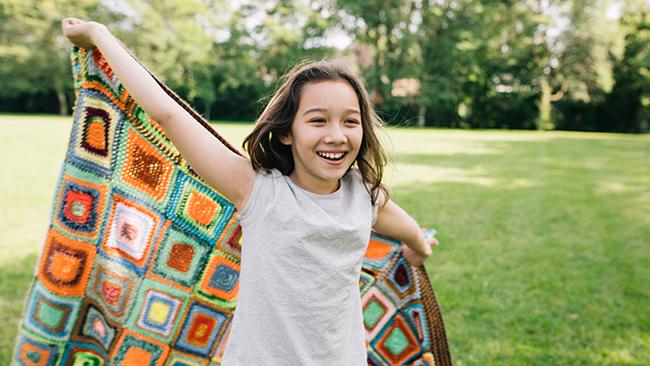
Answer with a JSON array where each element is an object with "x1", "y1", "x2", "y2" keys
[{"x1": 324, "y1": 123, "x2": 346, "y2": 144}]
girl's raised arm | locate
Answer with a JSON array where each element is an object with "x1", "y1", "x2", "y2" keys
[{"x1": 61, "y1": 18, "x2": 256, "y2": 210}]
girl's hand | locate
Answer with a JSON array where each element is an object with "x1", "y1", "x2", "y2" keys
[
  {"x1": 401, "y1": 228, "x2": 439, "y2": 266},
  {"x1": 400, "y1": 244, "x2": 431, "y2": 266},
  {"x1": 61, "y1": 17, "x2": 105, "y2": 48}
]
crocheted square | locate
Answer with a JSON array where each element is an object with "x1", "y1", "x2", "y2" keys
[
  {"x1": 166, "y1": 170, "x2": 235, "y2": 244},
  {"x1": 214, "y1": 222, "x2": 242, "y2": 258},
  {"x1": 110, "y1": 330, "x2": 169, "y2": 366},
  {"x1": 23, "y1": 281, "x2": 82, "y2": 342},
  {"x1": 70, "y1": 299, "x2": 120, "y2": 352},
  {"x1": 99, "y1": 190, "x2": 163, "y2": 274},
  {"x1": 58, "y1": 342, "x2": 109, "y2": 366},
  {"x1": 37, "y1": 228, "x2": 96, "y2": 297},
  {"x1": 12, "y1": 332, "x2": 61, "y2": 366},
  {"x1": 375, "y1": 256, "x2": 419, "y2": 308},
  {"x1": 370, "y1": 312, "x2": 422, "y2": 365},
  {"x1": 68, "y1": 90, "x2": 123, "y2": 177},
  {"x1": 149, "y1": 223, "x2": 211, "y2": 289},
  {"x1": 196, "y1": 252, "x2": 240, "y2": 309},
  {"x1": 86, "y1": 256, "x2": 140, "y2": 323},
  {"x1": 174, "y1": 300, "x2": 230, "y2": 357},
  {"x1": 362, "y1": 287, "x2": 397, "y2": 339},
  {"x1": 113, "y1": 126, "x2": 176, "y2": 208},
  {"x1": 52, "y1": 167, "x2": 108, "y2": 242},
  {"x1": 125, "y1": 278, "x2": 189, "y2": 343}
]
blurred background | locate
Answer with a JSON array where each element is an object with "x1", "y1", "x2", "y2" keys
[
  {"x1": 1, "y1": 1, "x2": 649, "y2": 365},
  {"x1": 1, "y1": 0, "x2": 648, "y2": 132}
]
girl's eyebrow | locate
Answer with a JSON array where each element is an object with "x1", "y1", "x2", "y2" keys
[{"x1": 303, "y1": 107, "x2": 360, "y2": 116}]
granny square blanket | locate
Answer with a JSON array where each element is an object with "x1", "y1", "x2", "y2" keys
[{"x1": 13, "y1": 47, "x2": 451, "y2": 366}]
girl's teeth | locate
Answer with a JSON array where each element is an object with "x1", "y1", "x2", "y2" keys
[{"x1": 319, "y1": 152, "x2": 344, "y2": 160}]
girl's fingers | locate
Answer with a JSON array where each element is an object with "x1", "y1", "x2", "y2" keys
[{"x1": 62, "y1": 18, "x2": 83, "y2": 29}]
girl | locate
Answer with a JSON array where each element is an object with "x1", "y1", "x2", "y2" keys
[{"x1": 62, "y1": 17, "x2": 434, "y2": 365}]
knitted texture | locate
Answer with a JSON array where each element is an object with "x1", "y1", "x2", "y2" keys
[{"x1": 12, "y1": 47, "x2": 451, "y2": 366}]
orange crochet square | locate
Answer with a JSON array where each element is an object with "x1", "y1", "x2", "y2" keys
[
  {"x1": 48, "y1": 251, "x2": 82, "y2": 283},
  {"x1": 85, "y1": 117, "x2": 108, "y2": 151},
  {"x1": 37, "y1": 227, "x2": 97, "y2": 297},
  {"x1": 187, "y1": 191, "x2": 219, "y2": 226},
  {"x1": 123, "y1": 347, "x2": 152, "y2": 365},
  {"x1": 364, "y1": 237, "x2": 395, "y2": 261}
]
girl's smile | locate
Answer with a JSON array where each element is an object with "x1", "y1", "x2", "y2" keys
[{"x1": 281, "y1": 80, "x2": 363, "y2": 194}]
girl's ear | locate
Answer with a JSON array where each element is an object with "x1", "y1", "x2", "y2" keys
[{"x1": 280, "y1": 132, "x2": 293, "y2": 145}]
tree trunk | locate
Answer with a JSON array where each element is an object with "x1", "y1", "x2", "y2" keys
[
  {"x1": 537, "y1": 76, "x2": 552, "y2": 130},
  {"x1": 537, "y1": 76, "x2": 564, "y2": 130},
  {"x1": 204, "y1": 101, "x2": 212, "y2": 121},
  {"x1": 417, "y1": 105, "x2": 426, "y2": 128},
  {"x1": 56, "y1": 85, "x2": 68, "y2": 115}
]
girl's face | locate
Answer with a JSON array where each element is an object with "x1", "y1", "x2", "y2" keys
[{"x1": 281, "y1": 80, "x2": 363, "y2": 194}]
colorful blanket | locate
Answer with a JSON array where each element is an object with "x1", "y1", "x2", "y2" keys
[{"x1": 12, "y1": 47, "x2": 451, "y2": 366}]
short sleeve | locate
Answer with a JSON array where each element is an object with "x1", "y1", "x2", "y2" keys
[
  {"x1": 238, "y1": 169, "x2": 273, "y2": 225},
  {"x1": 348, "y1": 168, "x2": 380, "y2": 227}
]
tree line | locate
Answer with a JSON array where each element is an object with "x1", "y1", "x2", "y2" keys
[{"x1": 0, "y1": 0, "x2": 648, "y2": 132}]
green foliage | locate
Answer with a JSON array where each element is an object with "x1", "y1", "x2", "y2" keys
[
  {"x1": 337, "y1": 0, "x2": 418, "y2": 101},
  {"x1": 0, "y1": 0, "x2": 114, "y2": 113},
  {"x1": 555, "y1": 2, "x2": 649, "y2": 133},
  {"x1": 604, "y1": 2, "x2": 649, "y2": 132},
  {"x1": 0, "y1": 0, "x2": 647, "y2": 131}
]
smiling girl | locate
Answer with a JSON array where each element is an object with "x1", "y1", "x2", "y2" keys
[{"x1": 62, "y1": 17, "x2": 434, "y2": 365}]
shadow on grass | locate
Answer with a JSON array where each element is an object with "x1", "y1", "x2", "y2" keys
[
  {"x1": 394, "y1": 137, "x2": 648, "y2": 168},
  {"x1": 0, "y1": 254, "x2": 37, "y2": 364}
]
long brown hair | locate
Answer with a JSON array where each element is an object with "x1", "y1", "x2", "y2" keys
[{"x1": 243, "y1": 59, "x2": 388, "y2": 204}]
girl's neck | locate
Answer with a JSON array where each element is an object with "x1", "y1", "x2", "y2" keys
[{"x1": 288, "y1": 171, "x2": 341, "y2": 195}]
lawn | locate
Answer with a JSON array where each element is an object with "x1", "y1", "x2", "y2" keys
[{"x1": 1, "y1": 114, "x2": 648, "y2": 364}]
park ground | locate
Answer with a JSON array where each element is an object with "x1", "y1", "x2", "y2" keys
[{"x1": 0, "y1": 114, "x2": 648, "y2": 364}]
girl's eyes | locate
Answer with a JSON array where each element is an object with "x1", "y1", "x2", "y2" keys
[{"x1": 309, "y1": 118, "x2": 360, "y2": 125}]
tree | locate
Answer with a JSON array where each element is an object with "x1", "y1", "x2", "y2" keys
[
  {"x1": 603, "y1": 0, "x2": 649, "y2": 132},
  {"x1": 0, "y1": 0, "x2": 113, "y2": 114},
  {"x1": 536, "y1": 0, "x2": 624, "y2": 130},
  {"x1": 336, "y1": 0, "x2": 419, "y2": 111}
]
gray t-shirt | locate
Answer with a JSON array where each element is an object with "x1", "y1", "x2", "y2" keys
[{"x1": 220, "y1": 168, "x2": 377, "y2": 365}]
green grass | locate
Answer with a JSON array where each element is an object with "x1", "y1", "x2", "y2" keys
[{"x1": 1, "y1": 114, "x2": 648, "y2": 364}]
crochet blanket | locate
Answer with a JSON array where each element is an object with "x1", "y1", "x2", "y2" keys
[{"x1": 13, "y1": 47, "x2": 451, "y2": 366}]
